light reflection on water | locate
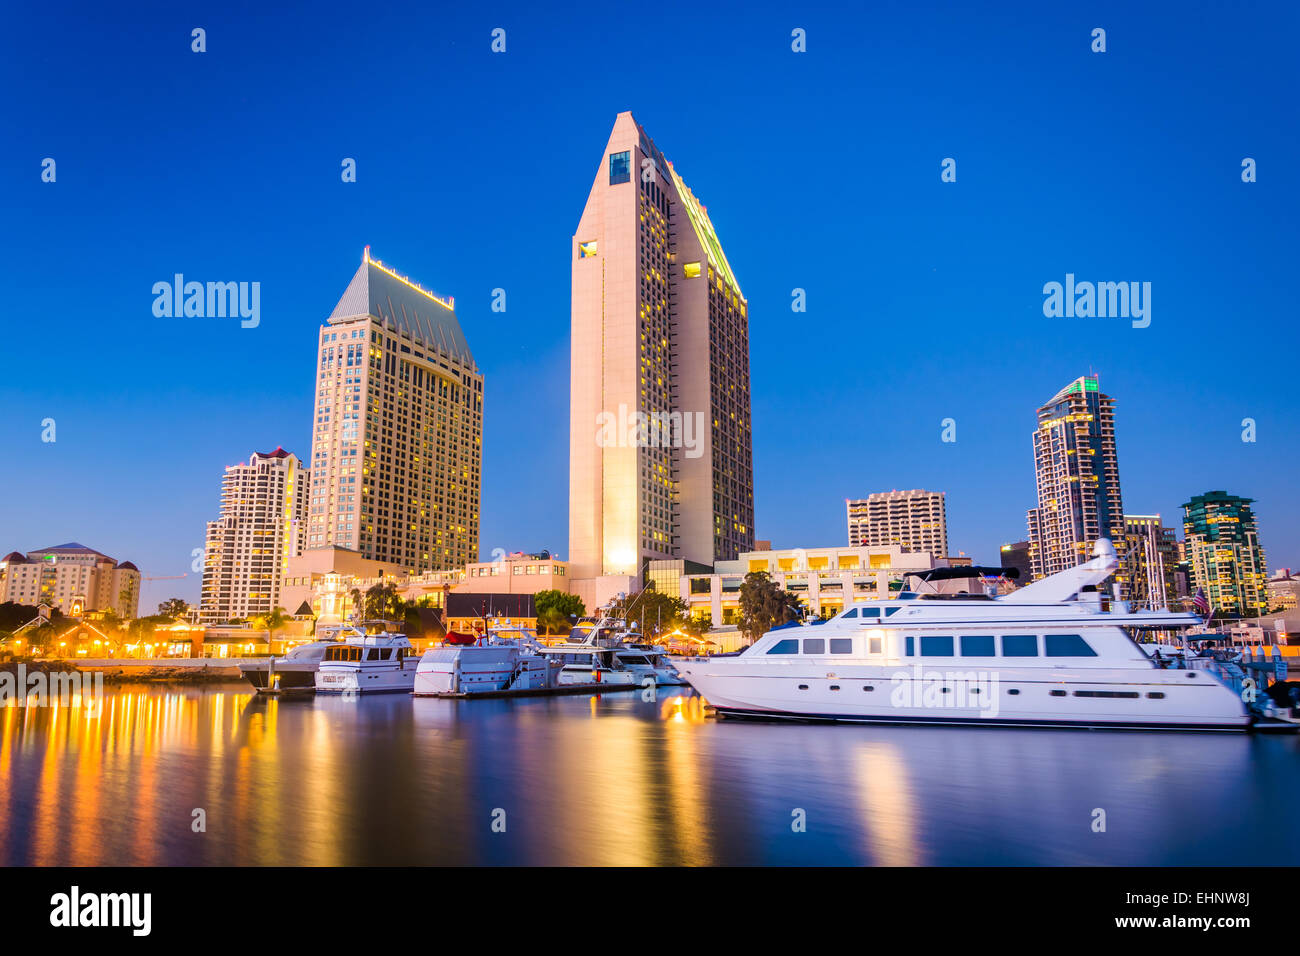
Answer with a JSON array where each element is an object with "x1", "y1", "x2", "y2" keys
[{"x1": 0, "y1": 684, "x2": 1295, "y2": 866}]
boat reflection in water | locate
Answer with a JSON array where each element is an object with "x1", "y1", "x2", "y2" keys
[{"x1": 0, "y1": 682, "x2": 1291, "y2": 866}]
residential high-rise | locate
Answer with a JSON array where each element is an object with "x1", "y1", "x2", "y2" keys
[
  {"x1": 1026, "y1": 375, "x2": 1127, "y2": 589},
  {"x1": 1181, "y1": 491, "x2": 1268, "y2": 619},
  {"x1": 847, "y1": 490, "x2": 948, "y2": 555},
  {"x1": 199, "y1": 448, "x2": 309, "y2": 624},
  {"x1": 1123, "y1": 514, "x2": 1181, "y2": 610},
  {"x1": 0, "y1": 543, "x2": 139, "y2": 618},
  {"x1": 569, "y1": 112, "x2": 753, "y2": 603},
  {"x1": 307, "y1": 250, "x2": 482, "y2": 574}
]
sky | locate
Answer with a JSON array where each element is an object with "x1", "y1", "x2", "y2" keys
[{"x1": 1, "y1": 1, "x2": 1297, "y2": 614}]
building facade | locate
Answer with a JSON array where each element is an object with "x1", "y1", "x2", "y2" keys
[
  {"x1": 999, "y1": 541, "x2": 1032, "y2": 583},
  {"x1": 1123, "y1": 514, "x2": 1182, "y2": 610},
  {"x1": 0, "y1": 543, "x2": 140, "y2": 617},
  {"x1": 1181, "y1": 490, "x2": 1268, "y2": 619},
  {"x1": 569, "y1": 112, "x2": 754, "y2": 606},
  {"x1": 664, "y1": 544, "x2": 942, "y2": 628},
  {"x1": 199, "y1": 448, "x2": 309, "y2": 624},
  {"x1": 847, "y1": 490, "x2": 948, "y2": 554},
  {"x1": 308, "y1": 249, "x2": 483, "y2": 574},
  {"x1": 1026, "y1": 375, "x2": 1127, "y2": 591},
  {"x1": 1266, "y1": 569, "x2": 1300, "y2": 612}
]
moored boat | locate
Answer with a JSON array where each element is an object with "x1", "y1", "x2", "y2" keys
[
  {"x1": 679, "y1": 540, "x2": 1253, "y2": 732},
  {"x1": 315, "y1": 623, "x2": 419, "y2": 695},
  {"x1": 238, "y1": 639, "x2": 337, "y2": 694}
]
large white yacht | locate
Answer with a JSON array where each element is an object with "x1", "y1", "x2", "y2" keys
[
  {"x1": 679, "y1": 541, "x2": 1251, "y2": 732},
  {"x1": 315, "y1": 623, "x2": 419, "y2": 695}
]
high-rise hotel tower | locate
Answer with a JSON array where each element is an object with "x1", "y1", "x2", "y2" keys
[
  {"x1": 569, "y1": 112, "x2": 754, "y2": 599},
  {"x1": 307, "y1": 250, "x2": 482, "y2": 573},
  {"x1": 1026, "y1": 375, "x2": 1128, "y2": 590}
]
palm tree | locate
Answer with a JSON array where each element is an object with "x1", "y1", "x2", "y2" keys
[{"x1": 263, "y1": 609, "x2": 289, "y2": 652}]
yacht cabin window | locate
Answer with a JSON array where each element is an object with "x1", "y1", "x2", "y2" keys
[
  {"x1": 920, "y1": 636, "x2": 954, "y2": 656},
  {"x1": 960, "y1": 635, "x2": 996, "y2": 657},
  {"x1": 1001, "y1": 634, "x2": 1038, "y2": 656},
  {"x1": 1045, "y1": 634, "x2": 1098, "y2": 657},
  {"x1": 803, "y1": 638, "x2": 825, "y2": 655},
  {"x1": 767, "y1": 639, "x2": 800, "y2": 655},
  {"x1": 829, "y1": 638, "x2": 853, "y2": 654}
]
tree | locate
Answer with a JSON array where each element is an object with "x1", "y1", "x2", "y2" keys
[
  {"x1": 534, "y1": 590, "x2": 585, "y2": 634},
  {"x1": 259, "y1": 609, "x2": 289, "y2": 646},
  {"x1": 157, "y1": 598, "x2": 189, "y2": 618},
  {"x1": 738, "y1": 571, "x2": 803, "y2": 643},
  {"x1": 349, "y1": 582, "x2": 406, "y2": 622},
  {"x1": 612, "y1": 584, "x2": 692, "y2": 638}
]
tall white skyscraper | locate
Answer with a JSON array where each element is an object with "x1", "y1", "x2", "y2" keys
[
  {"x1": 200, "y1": 447, "x2": 308, "y2": 623},
  {"x1": 569, "y1": 112, "x2": 754, "y2": 604}
]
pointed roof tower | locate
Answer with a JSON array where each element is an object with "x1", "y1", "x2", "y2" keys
[{"x1": 330, "y1": 248, "x2": 475, "y2": 367}]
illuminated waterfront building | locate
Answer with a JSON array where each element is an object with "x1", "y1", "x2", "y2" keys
[
  {"x1": 1181, "y1": 490, "x2": 1268, "y2": 619},
  {"x1": 199, "y1": 447, "x2": 309, "y2": 624},
  {"x1": 569, "y1": 112, "x2": 754, "y2": 608},
  {"x1": 663, "y1": 544, "x2": 942, "y2": 627},
  {"x1": 847, "y1": 490, "x2": 948, "y2": 554},
  {"x1": 1025, "y1": 375, "x2": 1127, "y2": 591},
  {"x1": 308, "y1": 250, "x2": 482, "y2": 574},
  {"x1": 0, "y1": 543, "x2": 139, "y2": 618}
]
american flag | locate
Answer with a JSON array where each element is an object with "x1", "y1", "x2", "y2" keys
[{"x1": 1192, "y1": 587, "x2": 1211, "y2": 617}]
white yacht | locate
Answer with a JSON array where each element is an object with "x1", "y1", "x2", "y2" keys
[
  {"x1": 238, "y1": 639, "x2": 337, "y2": 694},
  {"x1": 615, "y1": 642, "x2": 687, "y2": 685},
  {"x1": 413, "y1": 622, "x2": 562, "y2": 696},
  {"x1": 536, "y1": 615, "x2": 639, "y2": 686},
  {"x1": 679, "y1": 541, "x2": 1251, "y2": 732},
  {"x1": 315, "y1": 623, "x2": 419, "y2": 695}
]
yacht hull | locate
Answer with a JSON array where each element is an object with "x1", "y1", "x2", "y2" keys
[
  {"x1": 683, "y1": 665, "x2": 1251, "y2": 732},
  {"x1": 315, "y1": 665, "x2": 417, "y2": 694},
  {"x1": 238, "y1": 662, "x2": 318, "y2": 693}
]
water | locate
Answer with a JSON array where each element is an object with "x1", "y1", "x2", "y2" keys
[{"x1": 1, "y1": 683, "x2": 1296, "y2": 865}]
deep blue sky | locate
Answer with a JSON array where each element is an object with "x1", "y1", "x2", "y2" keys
[{"x1": 2, "y1": 1, "x2": 1296, "y2": 612}]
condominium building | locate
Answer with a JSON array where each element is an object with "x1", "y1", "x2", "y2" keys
[
  {"x1": 307, "y1": 249, "x2": 483, "y2": 574},
  {"x1": 1181, "y1": 490, "x2": 1268, "y2": 619},
  {"x1": 199, "y1": 447, "x2": 309, "y2": 624},
  {"x1": 0, "y1": 543, "x2": 140, "y2": 617},
  {"x1": 569, "y1": 112, "x2": 754, "y2": 608},
  {"x1": 1026, "y1": 375, "x2": 1127, "y2": 590},
  {"x1": 1123, "y1": 514, "x2": 1182, "y2": 610},
  {"x1": 847, "y1": 490, "x2": 948, "y2": 554}
]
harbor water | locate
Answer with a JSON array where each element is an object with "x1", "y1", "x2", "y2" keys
[{"x1": 1, "y1": 683, "x2": 1296, "y2": 866}]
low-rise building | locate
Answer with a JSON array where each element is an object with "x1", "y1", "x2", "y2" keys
[
  {"x1": 0, "y1": 543, "x2": 140, "y2": 618},
  {"x1": 1266, "y1": 569, "x2": 1300, "y2": 612},
  {"x1": 666, "y1": 544, "x2": 943, "y2": 628}
]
